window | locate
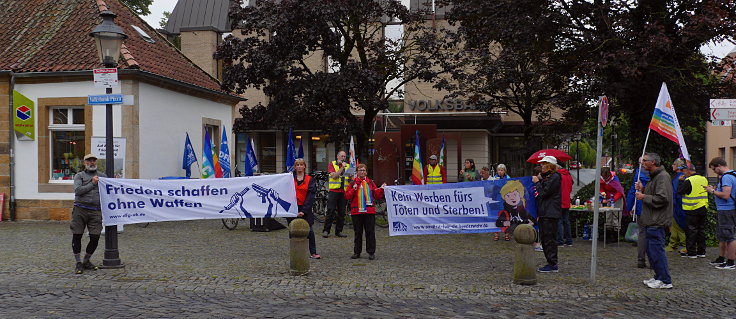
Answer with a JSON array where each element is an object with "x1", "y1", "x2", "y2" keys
[
  {"x1": 48, "y1": 107, "x2": 85, "y2": 181},
  {"x1": 204, "y1": 124, "x2": 220, "y2": 155},
  {"x1": 259, "y1": 132, "x2": 277, "y2": 173},
  {"x1": 131, "y1": 25, "x2": 155, "y2": 43},
  {"x1": 732, "y1": 122, "x2": 736, "y2": 139}
]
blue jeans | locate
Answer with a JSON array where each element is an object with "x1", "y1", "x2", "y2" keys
[
  {"x1": 557, "y1": 208, "x2": 572, "y2": 245},
  {"x1": 646, "y1": 226, "x2": 671, "y2": 284}
]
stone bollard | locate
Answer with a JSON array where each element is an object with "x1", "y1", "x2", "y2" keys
[
  {"x1": 512, "y1": 224, "x2": 537, "y2": 285},
  {"x1": 289, "y1": 218, "x2": 310, "y2": 276}
]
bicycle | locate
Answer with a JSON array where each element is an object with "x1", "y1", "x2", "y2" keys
[
  {"x1": 311, "y1": 171, "x2": 330, "y2": 223},
  {"x1": 373, "y1": 198, "x2": 389, "y2": 228}
]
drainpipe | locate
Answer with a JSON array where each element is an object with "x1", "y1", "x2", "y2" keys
[{"x1": 6, "y1": 71, "x2": 16, "y2": 221}]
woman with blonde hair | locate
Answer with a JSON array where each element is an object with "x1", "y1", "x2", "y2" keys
[{"x1": 290, "y1": 158, "x2": 320, "y2": 259}]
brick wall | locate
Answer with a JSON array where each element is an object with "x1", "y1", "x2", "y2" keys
[
  {"x1": 181, "y1": 30, "x2": 220, "y2": 79},
  {"x1": 0, "y1": 76, "x2": 10, "y2": 220}
]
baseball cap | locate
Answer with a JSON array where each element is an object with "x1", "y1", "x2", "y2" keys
[
  {"x1": 429, "y1": 155, "x2": 438, "y2": 160},
  {"x1": 83, "y1": 154, "x2": 97, "y2": 161}
]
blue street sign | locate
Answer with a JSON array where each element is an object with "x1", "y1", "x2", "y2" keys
[{"x1": 88, "y1": 94, "x2": 124, "y2": 105}]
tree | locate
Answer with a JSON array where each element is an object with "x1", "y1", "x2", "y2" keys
[
  {"x1": 443, "y1": 0, "x2": 588, "y2": 142},
  {"x1": 121, "y1": 0, "x2": 153, "y2": 16},
  {"x1": 215, "y1": 0, "x2": 450, "y2": 157}
]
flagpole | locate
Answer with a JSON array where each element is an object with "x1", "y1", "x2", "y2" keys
[
  {"x1": 590, "y1": 96, "x2": 604, "y2": 283},
  {"x1": 631, "y1": 128, "x2": 652, "y2": 222}
]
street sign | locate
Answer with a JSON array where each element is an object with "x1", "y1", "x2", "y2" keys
[
  {"x1": 93, "y1": 68, "x2": 119, "y2": 88},
  {"x1": 88, "y1": 94, "x2": 124, "y2": 105},
  {"x1": 710, "y1": 99, "x2": 736, "y2": 109},
  {"x1": 712, "y1": 120, "x2": 732, "y2": 126},
  {"x1": 710, "y1": 108, "x2": 736, "y2": 120}
]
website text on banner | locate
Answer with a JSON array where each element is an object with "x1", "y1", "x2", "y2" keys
[
  {"x1": 99, "y1": 173, "x2": 298, "y2": 226},
  {"x1": 385, "y1": 177, "x2": 537, "y2": 236}
]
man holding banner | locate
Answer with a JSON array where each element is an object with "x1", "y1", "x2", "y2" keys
[{"x1": 71, "y1": 154, "x2": 106, "y2": 274}]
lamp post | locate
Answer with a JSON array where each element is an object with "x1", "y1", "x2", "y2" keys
[
  {"x1": 90, "y1": 10, "x2": 127, "y2": 269},
  {"x1": 574, "y1": 132, "x2": 581, "y2": 186}
]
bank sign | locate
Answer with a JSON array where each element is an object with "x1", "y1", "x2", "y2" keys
[{"x1": 13, "y1": 90, "x2": 34, "y2": 140}]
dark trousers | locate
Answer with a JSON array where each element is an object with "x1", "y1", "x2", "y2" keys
[
  {"x1": 540, "y1": 217, "x2": 559, "y2": 266},
  {"x1": 646, "y1": 226, "x2": 672, "y2": 284},
  {"x1": 637, "y1": 217, "x2": 648, "y2": 262},
  {"x1": 557, "y1": 208, "x2": 572, "y2": 245},
  {"x1": 352, "y1": 214, "x2": 376, "y2": 255},
  {"x1": 286, "y1": 212, "x2": 317, "y2": 255},
  {"x1": 323, "y1": 191, "x2": 346, "y2": 234},
  {"x1": 685, "y1": 210, "x2": 707, "y2": 256}
]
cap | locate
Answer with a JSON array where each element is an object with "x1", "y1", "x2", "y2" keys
[
  {"x1": 686, "y1": 163, "x2": 696, "y2": 171},
  {"x1": 429, "y1": 155, "x2": 438, "y2": 160},
  {"x1": 83, "y1": 154, "x2": 97, "y2": 161},
  {"x1": 539, "y1": 155, "x2": 558, "y2": 165}
]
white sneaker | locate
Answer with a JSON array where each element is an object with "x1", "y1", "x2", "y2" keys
[
  {"x1": 642, "y1": 278, "x2": 657, "y2": 285},
  {"x1": 647, "y1": 280, "x2": 673, "y2": 289}
]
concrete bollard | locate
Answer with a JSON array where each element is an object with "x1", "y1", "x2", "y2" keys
[
  {"x1": 512, "y1": 224, "x2": 537, "y2": 285},
  {"x1": 289, "y1": 218, "x2": 310, "y2": 276}
]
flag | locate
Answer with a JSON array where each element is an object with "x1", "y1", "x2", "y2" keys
[
  {"x1": 349, "y1": 136, "x2": 357, "y2": 174},
  {"x1": 212, "y1": 134, "x2": 223, "y2": 178},
  {"x1": 411, "y1": 130, "x2": 424, "y2": 185},
  {"x1": 202, "y1": 130, "x2": 216, "y2": 179},
  {"x1": 648, "y1": 82, "x2": 690, "y2": 161},
  {"x1": 244, "y1": 137, "x2": 258, "y2": 176},
  {"x1": 297, "y1": 137, "x2": 304, "y2": 159},
  {"x1": 439, "y1": 135, "x2": 446, "y2": 181},
  {"x1": 219, "y1": 126, "x2": 231, "y2": 178},
  {"x1": 182, "y1": 133, "x2": 197, "y2": 178},
  {"x1": 285, "y1": 128, "x2": 296, "y2": 173}
]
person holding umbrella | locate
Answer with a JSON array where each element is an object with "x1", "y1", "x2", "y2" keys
[{"x1": 533, "y1": 155, "x2": 562, "y2": 273}]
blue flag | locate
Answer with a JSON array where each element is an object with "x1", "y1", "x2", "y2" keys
[
  {"x1": 297, "y1": 137, "x2": 304, "y2": 159},
  {"x1": 285, "y1": 128, "x2": 296, "y2": 173},
  {"x1": 182, "y1": 132, "x2": 197, "y2": 178},
  {"x1": 219, "y1": 126, "x2": 231, "y2": 178},
  {"x1": 202, "y1": 130, "x2": 216, "y2": 179},
  {"x1": 244, "y1": 137, "x2": 258, "y2": 176}
]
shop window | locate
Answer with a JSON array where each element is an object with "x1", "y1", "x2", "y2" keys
[
  {"x1": 732, "y1": 122, "x2": 736, "y2": 139},
  {"x1": 259, "y1": 132, "x2": 277, "y2": 173},
  {"x1": 48, "y1": 107, "x2": 85, "y2": 181}
]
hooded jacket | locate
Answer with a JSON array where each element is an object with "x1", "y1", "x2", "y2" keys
[
  {"x1": 640, "y1": 167, "x2": 673, "y2": 228},
  {"x1": 535, "y1": 170, "x2": 562, "y2": 219},
  {"x1": 558, "y1": 168, "x2": 573, "y2": 209}
]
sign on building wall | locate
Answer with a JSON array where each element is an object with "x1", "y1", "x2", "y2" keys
[
  {"x1": 91, "y1": 136, "x2": 126, "y2": 178},
  {"x1": 12, "y1": 90, "x2": 34, "y2": 140}
]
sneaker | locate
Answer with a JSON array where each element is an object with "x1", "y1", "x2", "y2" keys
[
  {"x1": 680, "y1": 253, "x2": 697, "y2": 259},
  {"x1": 647, "y1": 280, "x2": 673, "y2": 289},
  {"x1": 350, "y1": 254, "x2": 360, "y2": 259},
  {"x1": 715, "y1": 263, "x2": 736, "y2": 270},
  {"x1": 75, "y1": 262, "x2": 84, "y2": 274},
  {"x1": 309, "y1": 254, "x2": 321, "y2": 259},
  {"x1": 368, "y1": 254, "x2": 375, "y2": 260},
  {"x1": 335, "y1": 233, "x2": 348, "y2": 238},
  {"x1": 565, "y1": 243, "x2": 573, "y2": 247},
  {"x1": 643, "y1": 278, "x2": 657, "y2": 285},
  {"x1": 710, "y1": 256, "x2": 726, "y2": 265},
  {"x1": 696, "y1": 254, "x2": 706, "y2": 258},
  {"x1": 493, "y1": 233, "x2": 500, "y2": 241},
  {"x1": 322, "y1": 231, "x2": 329, "y2": 238},
  {"x1": 537, "y1": 264, "x2": 558, "y2": 273},
  {"x1": 82, "y1": 260, "x2": 98, "y2": 270},
  {"x1": 534, "y1": 246, "x2": 543, "y2": 252}
]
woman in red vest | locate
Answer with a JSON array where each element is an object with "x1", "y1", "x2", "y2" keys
[
  {"x1": 291, "y1": 158, "x2": 320, "y2": 259},
  {"x1": 345, "y1": 164, "x2": 386, "y2": 260}
]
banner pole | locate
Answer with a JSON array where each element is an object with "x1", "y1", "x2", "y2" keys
[{"x1": 631, "y1": 128, "x2": 651, "y2": 222}]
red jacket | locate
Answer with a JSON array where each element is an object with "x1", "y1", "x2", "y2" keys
[
  {"x1": 558, "y1": 168, "x2": 573, "y2": 208},
  {"x1": 344, "y1": 177, "x2": 385, "y2": 215}
]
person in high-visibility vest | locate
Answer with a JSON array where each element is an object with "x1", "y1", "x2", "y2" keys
[
  {"x1": 322, "y1": 151, "x2": 350, "y2": 238},
  {"x1": 676, "y1": 163, "x2": 709, "y2": 258},
  {"x1": 423, "y1": 155, "x2": 446, "y2": 184}
]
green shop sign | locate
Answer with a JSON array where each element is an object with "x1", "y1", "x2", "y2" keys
[{"x1": 13, "y1": 90, "x2": 34, "y2": 140}]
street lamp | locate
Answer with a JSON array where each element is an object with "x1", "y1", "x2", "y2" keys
[{"x1": 90, "y1": 10, "x2": 127, "y2": 269}]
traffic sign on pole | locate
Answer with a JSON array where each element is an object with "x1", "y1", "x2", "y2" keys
[
  {"x1": 93, "y1": 68, "x2": 119, "y2": 88},
  {"x1": 710, "y1": 99, "x2": 736, "y2": 109},
  {"x1": 710, "y1": 108, "x2": 736, "y2": 121}
]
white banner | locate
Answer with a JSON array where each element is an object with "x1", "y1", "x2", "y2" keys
[{"x1": 99, "y1": 173, "x2": 298, "y2": 225}]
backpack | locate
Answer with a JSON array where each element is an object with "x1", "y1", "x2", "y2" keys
[{"x1": 718, "y1": 171, "x2": 736, "y2": 203}]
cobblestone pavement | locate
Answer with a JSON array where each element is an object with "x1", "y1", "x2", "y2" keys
[{"x1": 1, "y1": 219, "x2": 734, "y2": 318}]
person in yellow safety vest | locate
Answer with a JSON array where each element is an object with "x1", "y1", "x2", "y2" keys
[
  {"x1": 676, "y1": 163, "x2": 708, "y2": 258},
  {"x1": 322, "y1": 151, "x2": 351, "y2": 238},
  {"x1": 423, "y1": 155, "x2": 446, "y2": 184}
]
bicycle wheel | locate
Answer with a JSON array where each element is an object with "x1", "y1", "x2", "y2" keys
[
  {"x1": 374, "y1": 199, "x2": 389, "y2": 228},
  {"x1": 222, "y1": 218, "x2": 239, "y2": 230},
  {"x1": 313, "y1": 192, "x2": 327, "y2": 223}
]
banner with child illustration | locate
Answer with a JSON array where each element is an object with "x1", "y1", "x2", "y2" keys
[
  {"x1": 385, "y1": 177, "x2": 537, "y2": 236},
  {"x1": 99, "y1": 173, "x2": 298, "y2": 226}
]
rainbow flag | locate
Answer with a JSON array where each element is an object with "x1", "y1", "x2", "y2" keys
[
  {"x1": 358, "y1": 180, "x2": 373, "y2": 212},
  {"x1": 648, "y1": 82, "x2": 690, "y2": 161},
  {"x1": 202, "y1": 130, "x2": 216, "y2": 179},
  {"x1": 439, "y1": 135, "x2": 446, "y2": 181},
  {"x1": 411, "y1": 130, "x2": 424, "y2": 185}
]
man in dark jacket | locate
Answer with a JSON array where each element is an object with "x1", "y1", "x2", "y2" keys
[
  {"x1": 533, "y1": 156, "x2": 562, "y2": 273},
  {"x1": 635, "y1": 152, "x2": 673, "y2": 289},
  {"x1": 71, "y1": 154, "x2": 107, "y2": 274}
]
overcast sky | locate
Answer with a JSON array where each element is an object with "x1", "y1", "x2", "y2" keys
[{"x1": 141, "y1": 0, "x2": 734, "y2": 58}]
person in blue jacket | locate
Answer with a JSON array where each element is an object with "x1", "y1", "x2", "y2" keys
[
  {"x1": 626, "y1": 162, "x2": 650, "y2": 268},
  {"x1": 666, "y1": 160, "x2": 688, "y2": 253}
]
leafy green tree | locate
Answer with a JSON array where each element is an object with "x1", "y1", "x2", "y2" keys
[
  {"x1": 121, "y1": 0, "x2": 153, "y2": 16},
  {"x1": 216, "y1": 0, "x2": 450, "y2": 157}
]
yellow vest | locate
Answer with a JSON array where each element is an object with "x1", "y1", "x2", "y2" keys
[
  {"x1": 328, "y1": 161, "x2": 351, "y2": 191},
  {"x1": 426, "y1": 164, "x2": 443, "y2": 184},
  {"x1": 682, "y1": 175, "x2": 708, "y2": 211}
]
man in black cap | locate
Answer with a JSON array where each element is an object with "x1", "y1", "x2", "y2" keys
[{"x1": 70, "y1": 154, "x2": 107, "y2": 274}]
